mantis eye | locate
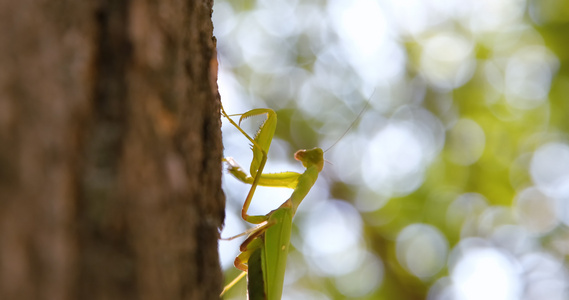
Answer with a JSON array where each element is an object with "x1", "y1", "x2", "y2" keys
[{"x1": 294, "y1": 150, "x2": 306, "y2": 161}]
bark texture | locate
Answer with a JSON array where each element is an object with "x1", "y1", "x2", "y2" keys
[{"x1": 0, "y1": 0, "x2": 224, "y2": 299}]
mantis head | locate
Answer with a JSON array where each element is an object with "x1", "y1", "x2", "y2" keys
[{"x1": 294, "y1": 147, "x2": 324, "y2": 172}]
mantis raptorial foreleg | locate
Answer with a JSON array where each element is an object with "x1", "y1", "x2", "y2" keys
[{"x1": 220, "y1": 104, "x2": 324, "y2": 300}]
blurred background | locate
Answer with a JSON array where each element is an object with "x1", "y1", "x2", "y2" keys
[{"x1": 214, "y1": 0, "x2": 569, "y2": 299}]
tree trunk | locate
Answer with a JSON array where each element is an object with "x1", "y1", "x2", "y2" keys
[{"x1": 0, "y1": 0, "x2": 224, "y2": 299}]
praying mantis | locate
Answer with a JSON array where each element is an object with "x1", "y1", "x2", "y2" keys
[
  {"x1": 220, "y1": 103, "x2": 323, "y2": 300},
  {"x1": 220, "y1": 97, "x2": 369, "y2": 300}
]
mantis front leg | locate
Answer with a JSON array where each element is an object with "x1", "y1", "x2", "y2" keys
[{"x1": 221, "y1": 105, "x2": 300, "y2": 224}]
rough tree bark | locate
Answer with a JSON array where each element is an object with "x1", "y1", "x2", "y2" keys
[{"x1": 0, "y1": 0, "x2": 224, "y2": 299}]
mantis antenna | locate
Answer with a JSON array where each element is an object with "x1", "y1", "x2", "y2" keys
[{"x1": 323, "y1": 90, "x2": 375, "y2": 153}]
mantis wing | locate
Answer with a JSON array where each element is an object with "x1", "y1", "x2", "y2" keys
[
  {"x1": 238, "y1": 204, "x2": 294, "y2": 300},
  {"x1": 262, "y1": 205, "x2": 294, "y2": 300},
  {"x1": 248, "y1": 247, "x2": 266, "y2": 300}
]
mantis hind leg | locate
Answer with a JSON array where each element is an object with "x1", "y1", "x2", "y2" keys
[
  {"x1": 219, "y1": 232, "x2": 265, "y2": 297},
  {"x1": 234, "y1": 238, "x2": 262, "y2": 271},
  {"x1": 220, "y1": 271, "x2": 246, "y2": 297},
  {"x1": 234, "y1": 220, "x2": 274, "y2": 270}
]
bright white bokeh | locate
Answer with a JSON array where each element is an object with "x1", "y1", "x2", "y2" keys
[
  {"x1": 530, "y1": 142, "x2": 569, "y2": 199},
  {"x1": 334, "y1": 251, "x2": 383, "y2": 297},
  {"x1": 255, "y1": 0, "x2": 299, "y2": 37},
  {"x1": 520, "y1": 252, "x2": 569, "y2": 300},
  {"x1": 505, "y1": 46, "x2": 558, "y2": 109},
  {"x1": 363, "y1": 122, "x2": 423, "y2": 196},
  {"x1": 514, "y1": 187, "x2": 558, "y2": 234},
  {"x1": 419, "y1": 33, "x2": 476, "y2": 90},
  {"x1": 450, "y1": 247, "x2": 522, "y2": 300},
  {"x1": 446, "y1": 193, "x2": 488, "y2": 238},
  {"x1": 396, "y1": 224, "x2": 449, "y2": 279},
  {"x1": 477, "y1": 206, "x2": 515, "y2": 237},
  {"x1": 457, "y1": 0, "x2": 526, "y2": 34},
  {"x1": 385, "y1": 0, "x2": 454, "y2": 35},
  {"x1": 300, "y1": 200, "x2": 365, "y2": 276},
  {"x1": 328, "y1": 0, "x2": 405, "y2": 85},
  {"x1": 446, "y1": 118, "x2": 486, "y2": 166},
  {"x1": 362, "y1": 106, "x2": 444, "y2": 197},
  {"x1": 432, "y1": 243, "x2": 568, "y2": 300},
  {"x1": 490, "y1": 225, "x2": 534, "y2": 256}
]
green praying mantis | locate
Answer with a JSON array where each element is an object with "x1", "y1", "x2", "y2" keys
[{"x1": 220, "y1": 98, "x2": 369, "y2": 300}]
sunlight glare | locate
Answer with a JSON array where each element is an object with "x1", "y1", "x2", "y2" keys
[{"x1": 451, "y1": 248, "x2": 522, "y2": 300}]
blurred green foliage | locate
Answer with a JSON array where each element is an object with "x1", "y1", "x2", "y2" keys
[{"x1": 216, "y1": 1, "x2": 569, "y2": 299}]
